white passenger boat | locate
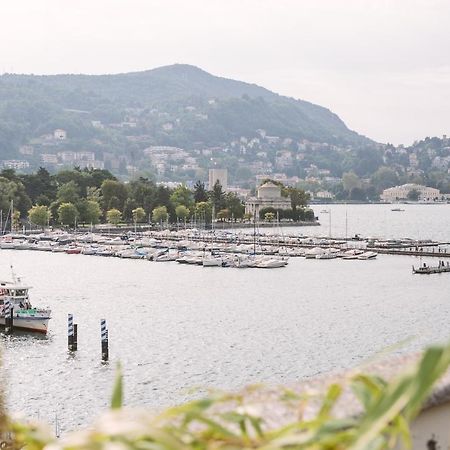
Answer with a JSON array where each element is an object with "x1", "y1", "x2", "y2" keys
[{"x1": 0, "y1": 272, "x2": 51, "y2": 334}]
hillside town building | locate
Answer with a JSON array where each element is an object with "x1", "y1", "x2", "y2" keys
[
  {"x1": 1, "y1": 160, "x2": 30, "y2": 170},
  {"x1": 53, "y1": 129, "x2": 67, "y2": 140}
]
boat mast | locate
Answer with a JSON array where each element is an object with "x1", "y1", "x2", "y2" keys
[
  {"x1": 345, "y1": 207, "x2": 348, "y2": 240},
  {"x1": 328, "y1": 208, "x2": 332, "y2": 238},
  {"x1": 11, "y1": 199, "x2": 13, "y2": 233},
  {"x1": 253, "y1": 210, "x2": 256, "y2": 256}
]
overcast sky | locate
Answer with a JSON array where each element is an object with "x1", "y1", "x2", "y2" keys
[{"x1": 1, "y1": 0, "x2": 449, "y2": 145}]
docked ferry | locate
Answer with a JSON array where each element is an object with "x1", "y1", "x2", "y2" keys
[{"x1": 0, "y1": 274, "x2": 51, "y2": 334}]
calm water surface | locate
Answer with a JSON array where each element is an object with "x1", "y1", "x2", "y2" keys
[
  {"x1": 251, "y1": 203, "x2": 450, "y2": 241},
  {"x1": 1, "y1": 204, "x2": 450, "y2": 432}
]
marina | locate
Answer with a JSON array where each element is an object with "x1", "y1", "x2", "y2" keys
[
  {"x1": 1, "y1": 227, "x2": 450, "y2": 266},
  {"x1": 1, "y1": 245, "x2": 450, "y2": 433},
  {"x1": 1, "y1": 204, "x2": 450, "y2": 433}
]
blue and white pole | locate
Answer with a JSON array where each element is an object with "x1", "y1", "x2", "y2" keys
[
  {"x1": 68, "y1": 314, "x2": 74, "y2": 351},
  {"x1": 4, "y1": 297, "x2": 10, "y2": 317},
  {"x1": 101, "y1": 319, "x2": 109, "y2": 361},
  {"x1": 4, "y1": 297, "x2": 12, "y2": 334}
]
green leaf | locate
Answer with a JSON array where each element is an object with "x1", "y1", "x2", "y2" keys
[
  {"x1": 317, "y1": 383, "x2": 342, "y2": 420},
  {"x1": 110, "y1": 362, "x2": 123, "y2": 409},
  {"x1": 351, "y1": 374, "x2": 386, "y2": 411},
  {"x1": 350, "y1": 346, "x2": 450, "y2": 450}
]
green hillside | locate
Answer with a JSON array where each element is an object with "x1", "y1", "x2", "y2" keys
[{"x1": 0, "y1": 64, "x2": 369, "y2": 159}]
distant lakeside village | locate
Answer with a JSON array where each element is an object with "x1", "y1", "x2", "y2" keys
[{"x1": 2, "y1": 126, "x2": 450, "y2": 212}]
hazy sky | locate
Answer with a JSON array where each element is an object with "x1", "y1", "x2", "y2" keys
[{"x1": 1, "y1": 0, "x2": 449, "y2": 145}]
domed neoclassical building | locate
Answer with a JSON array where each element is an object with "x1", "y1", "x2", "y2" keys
[{"x1": 245, "y1": 182, "x2": 292, "y2": 217}]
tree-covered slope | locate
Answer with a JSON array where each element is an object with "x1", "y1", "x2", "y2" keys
[{"x1": 0, "y1": 64, "x2": 370, "y2": 158}]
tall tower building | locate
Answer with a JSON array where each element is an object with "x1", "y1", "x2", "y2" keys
[{"x1": 209, "y1": 168, "x2": 228, "y2": 190}]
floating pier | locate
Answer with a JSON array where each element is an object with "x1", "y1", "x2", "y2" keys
[{"x1": 412, "y1": 261, "x2": 450, "y2": 274}]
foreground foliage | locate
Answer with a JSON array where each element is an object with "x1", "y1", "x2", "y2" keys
[{"x1": 5, "y1": 344, "x2": 450, "y2": 449}]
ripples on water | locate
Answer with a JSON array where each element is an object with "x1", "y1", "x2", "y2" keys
[{"x1": 1, "y1": 204, "x2": 450, "y2": 432}]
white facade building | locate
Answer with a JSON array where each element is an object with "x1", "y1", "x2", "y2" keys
[
  {"x1": 315, "y1": 190, "x2": 335, "y2": 200},
  {"x1": 381, "y1": 184, "x2": 441, "y2": 202},
  {"x1": 1, "y1": 160, "x2": 30, "y2": 170},
  {"x1": 245, "y1": 182, "x2": 291, "y2": 217},
  {"x1": 76, "y1": 151, "x2": 95, "y2": 161},
  {"x1": 41, "y1": 153, "x2": 58, "y2": 164},
  {"x1": 54, "y1": 129, "x2": 67, "y2": 140},
  {"x1": 58, "y1": 151, "x2": 76, "y2": 162}
]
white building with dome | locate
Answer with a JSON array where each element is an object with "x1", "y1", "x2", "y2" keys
[{"x1": 245, "y1": 182, "x2": 292, "y2": 217}]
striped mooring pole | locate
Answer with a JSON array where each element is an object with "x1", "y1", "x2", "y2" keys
[
  {"x1": 73, "y1": 323, "x2": 78, "y2": 351},
  {"x1": 4, "y1": 298, "x2": 13, "y2": 335},
  {"x1": 68, "y1": 314, "x2": 74, "y2": 351},
  {"x1": 101, "y1": 319, "x2": 109, "y2": 362}
]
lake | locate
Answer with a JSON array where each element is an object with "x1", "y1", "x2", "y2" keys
[
  {"x1": 1, "y1": 204, "x2": 450, "y2": 432},
  {"x1": 244, "y1": 203, "x2": 450, "y2": 242}
]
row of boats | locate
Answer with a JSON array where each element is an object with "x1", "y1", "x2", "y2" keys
[
  {"x1": 0, "y1": 231, "x2": 378, "y2": 268},
  {"x1": 0, "y1": 239, "x2": 289, "y2": 269}
]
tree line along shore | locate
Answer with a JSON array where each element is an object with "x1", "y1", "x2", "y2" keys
[{"x1": 0, "y1": 167, "x2": 315, "y2": 229}]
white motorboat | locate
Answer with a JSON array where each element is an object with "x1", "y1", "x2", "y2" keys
[
  {"x1": 357, "y1": 251, "x2": 378, "y2": 260},
  {"x1": 15, "y1": 241, "x2": 32, "y2": 250},
  {"x1": 342, "y1": 249, "x2": 365, "y2": 260},
  {"x1": 316, "y1": 252, "x2": 337, "y2": 260},
  {"x1": 116, "y1": 248, "x2": 143, "y2": 259},
  {"x1": 0, "y1": 271, "x2": 51, "y2": 334},
  {"x1": 154, "y1": 252, "x2": 178, "y2": 262},
  {"x1": 36, "y1": 242, "x2": 53, "y2": 252},
  {"x1": 176, "y1": 253, "x2": 203, "y2": 265},
  {"x1": 103, "y1": 237, "x2": 125, "y2": 245},
  {"x1": 202, "y1": 256, "x2": 223, "y2": 267},
  {"x1": 81, "y1": 246, "x2": 98, "y2": 256},
  {"x1": 229, "y1": 255, "x2": 252, "y2": 268},
  {"x1": 305, "y1": 247, "x2": 326, "y2": 259},
  {"x1": 254, "y1": 257, "x2": 288, "y2": 268},
  {"x1": 51, "y1": 245, "x2": 67, "y2": 253},
  {"x1": 95, "y1": 247, "x2": 116, "y2": 257},
  {"x1": 0, "y1": 241, "x2": 16, "y2": 249}
]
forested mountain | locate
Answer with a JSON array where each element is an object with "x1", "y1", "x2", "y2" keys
[{"x1": 0, "y1": 64, "x2": 368, "y2": 161}]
